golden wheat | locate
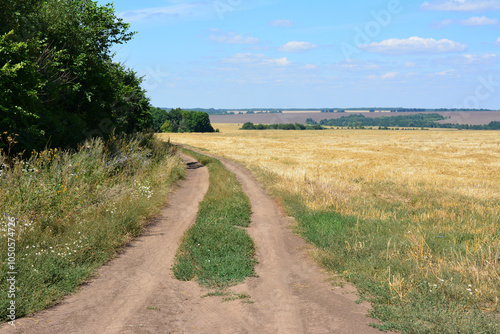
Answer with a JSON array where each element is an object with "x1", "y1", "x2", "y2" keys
[{"x1": 162, "y1": 124, "x2": 500, "y2": 309}]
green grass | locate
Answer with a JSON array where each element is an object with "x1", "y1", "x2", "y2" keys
[
  {"x1": 269, "y1": 189, "x2": 500, "y2": 334},
  {"x1": 222, "y1": 292, "x2": 253, "y2": 303},
  {"x1": 0, "y1": 133, "x2": 184, "y2": 321},
  {"x1": 172, "y1": 149, "x2": 256, "y2": 288}
]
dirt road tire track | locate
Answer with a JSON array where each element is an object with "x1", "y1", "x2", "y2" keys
[
  {"x1": 1, "y1": 151, "x2": 386, "y2": 334},
  {"x1": 187, "y1": 149, "x2": 385, "y2": 334}
]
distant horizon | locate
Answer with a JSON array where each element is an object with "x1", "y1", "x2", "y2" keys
[
  {"x1": 160, "y1": 107, "x2": 500, "y2": 111},
  {"x1": 103, "y1": 0, "x2": 500, "y2": 109}
]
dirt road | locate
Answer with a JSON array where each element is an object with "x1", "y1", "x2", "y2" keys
[{"x1": 1, "y1": 153, "x2": 385, "y2": 333}]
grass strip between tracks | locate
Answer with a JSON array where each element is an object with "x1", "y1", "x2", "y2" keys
[{"x1": 173, "y1": 148, "x2": 256, "y2": 288}]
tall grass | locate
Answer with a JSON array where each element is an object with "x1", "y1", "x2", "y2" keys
[
  {"x1": 173, "y1": 149, "x2": 256, "y2": 288},
  {"x1": 268, "y1": 184, "x2": 500, "y2": 333},
  {"x1": 165, "y1": 125, "x2": 500, "y2": 333},
  {"x1": 0, "y1": 133, "x2": 184, "y2": 321}
]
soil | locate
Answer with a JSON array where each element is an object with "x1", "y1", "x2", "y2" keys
[{"x1": 1, "y1": 153, "x2": 388, "y2": 334}]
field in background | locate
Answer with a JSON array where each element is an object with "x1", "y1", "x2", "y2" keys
[
  {"x1": 210, "y1": 111, "x2": 500, "y2": 126},
  {"x1": 163, "y1": 124, "x2": 500, "y2": 332}
]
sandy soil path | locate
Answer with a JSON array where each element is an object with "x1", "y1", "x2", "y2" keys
[{"x1": 1, "y1": 152, "x2": 385, "y2": 334}]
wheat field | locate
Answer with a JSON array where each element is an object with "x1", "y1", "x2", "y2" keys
[
  {"x1": 163, "y1": 124, "x2": 499, "y2": 214},
  {"x1": 162, "y1": 124, "x2": 500, "y2": 322}
]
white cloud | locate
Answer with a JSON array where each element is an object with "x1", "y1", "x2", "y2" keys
[
  {"x1": 343, "y1": 63, "x2": 379, "y2": 70},
  {"x1": 462, "y1": 53, "x2": 498, "y2": 63},
  {"x1": 118, "y1": 0, "x2": 268, "y2": 23},
  {"x1": 119, "y1": 3, "x2": 209, "y2": 22},
  {"x1": 278, "y1": 41, "x2": 318, "y2": 53},
  {"x1": 433, "y1": 16, "x2": 498, "y2": 27},
  {"x1": 435, "y1": 69, "x2": 459, "y2": 76},
  {"x1": 209, "y1": 32, "x2": 259, "y2": 44},
  {"x1": 459, "y1": 16, "x2": 498, "y2": 25},
  {"x1": 267, "y1": 57, "x2": 292, "y2": 66},
  {"x1": 421, "y1": 0, "x2": 500, "y2": 11},
  {"x1": 331, "y1": 60, "x2": 380, "y2": 71},
  {"x1": 223, "y1": 53, "x2": 266, "y2": 64},
  {"x1": 223, "y1": 53, "x2": 291, "y2": 66},
  {"x1": 433, "y1": 19, "x2": 454, "y2": 28},
  {"x1": 382, "y1": 72, "x2": 399, "y2": 79},
  {"x1": 433, "y1": 53, "x2": 498, "y2": 66},
  {"x1": 359, "y1": 37, "x2": 467, "y2": 55},
  {"x1": 368, "y1": 72, "x2": 399, "y2": 80},
  {"x1": 217, "y1": 67, "x2": 240, "y2": 72},
  {"x1": 270, "y1": 19, "x2": 294, "y2": 27},
  {"x1": 496, "y1": 37, "x2": 500, "y2": 45},
  {"x1": 303, "y1": 64, "x2": 318, "y2": 70},
  {"x1": 405, "y1": 62, "x2": 417, "y2": 67}
]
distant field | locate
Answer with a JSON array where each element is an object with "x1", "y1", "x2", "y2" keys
[
  {"x1": 210, "y1": 111, "x2": 500, "y2": 126},
  {"x1": 164, "y1": 125, "x2": 500, "y2": 332},
  {"x1": 281, "y1": 110, "x2": 322, "y2": 114}
]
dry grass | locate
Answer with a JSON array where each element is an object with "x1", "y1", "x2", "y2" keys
[
  {"x1": 0, "y1": 134, "x2": 184, "y2": 320},
  {"x1": 161, "y1": 124, "x2": 500, "y2": 327},
  {"x1": 163, "y1": 124, "x2": 499, "y2": 213}
]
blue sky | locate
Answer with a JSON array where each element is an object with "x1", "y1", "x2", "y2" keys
[{"x1": 100, "y1": 0, "x2": 500, "y2": 109}]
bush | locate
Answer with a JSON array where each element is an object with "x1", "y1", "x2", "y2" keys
[
  {"x1": 152, "y1": 108, "x2": 214, "y2": 133},
  {"x1": 241, "y1": 122, "x2": 256, "y2": 130}
]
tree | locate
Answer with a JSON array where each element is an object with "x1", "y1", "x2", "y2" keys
[
  {"x1": 190, "y1": 111, "x2": 215, "y2": 132},
  {"x1": 150, "y1": 107, "x2": 170, "y2": 132},
  {"x1": 160, "y1": 120, "x2": 174, "y2": 133},
  {"x1": 241, "y1": 122, "x2": 256, "y2": 130},
  {"x1": 0, "y1": 32, "x2": 46, "y2": 152},
  {"x1": 152, "y1": 109, "x2": 214, "y2": 133},
  {"x1": 0, "y1": 0, "x2": 151, "y2": 154},
  {"x1": 168, "y1": 108, "x2": 183, "y2": 132},
  {"x1": 177, "y1": 118, "x2": 188, "y2": 133}
]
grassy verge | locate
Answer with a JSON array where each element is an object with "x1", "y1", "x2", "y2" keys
[
  {"x1": 172, "y1": 149, "x2": 255, "y2": 288},
  {"x1": 0, "y1": 133, "x2": 184, "y2": 321},
  {"x1": 258, "y1": 172, "x2": 500, "y2": 333}
]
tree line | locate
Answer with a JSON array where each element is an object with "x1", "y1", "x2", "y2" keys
[
  {"x1": 151, "y1": 108, "x2": 215, "y2": 133},
  {"x1": 309, "y1": 114, "x2": 500, "y2": 130},
  {"x1": 241, "y1": 122, "x2": 323, "y2": 130},
  {"x1": 320, "y1": 108, "x2": 495, "y2": 113}
]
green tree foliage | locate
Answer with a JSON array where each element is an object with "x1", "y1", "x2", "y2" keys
[
  {"x1": 0, "y1": 0, "x2": 152, "y2": 154},
  {"x1": 318, "y1": 114, "x2": 500, "y2": 130},
  {"x1": 160, "y1": 120, "x2": 174, "y2": 133},
  {"x1": 486, "y1": 121, "x2": 500, "y2": 130},
  {"x1": 184, "y1": 110, "x2": 214, "y2": 133},
  {"x1": 150, "y1": 107, "x2": 170, "y2": 132},
  {"x1": 0, "y1": 32, "x2": 46, "y2": 149},
  {"x1": 240, "y1": 122, "x2": 324, "y2": 130},
  {"x1": 153, "y1": 108, "x2": 215, "y2": 133},
  {"x1": 241, "y1": 122, "x2": 256, "y2": 130}
]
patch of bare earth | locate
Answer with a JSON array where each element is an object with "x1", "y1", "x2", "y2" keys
[{"x1": 1, "y1": 153, "x2": 387, "y2": 334}]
